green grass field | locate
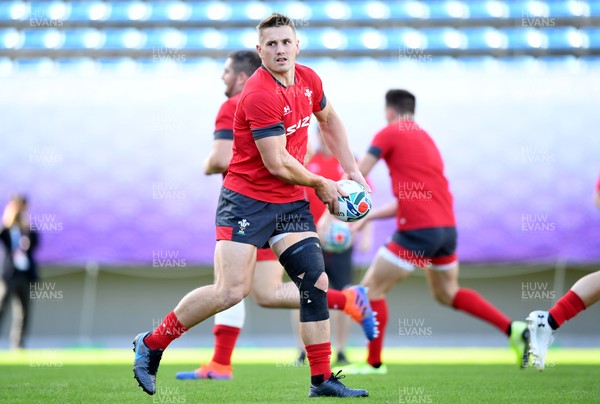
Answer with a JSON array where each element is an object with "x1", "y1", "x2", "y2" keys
[{"x1": 1, "y1": 347, "x2": 599, "y2": 403}]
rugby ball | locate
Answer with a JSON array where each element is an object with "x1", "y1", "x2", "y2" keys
[
  {"x1": 322, "y1": 219, "x2": 353, "y2": 253},
  {"x1": 334, "y1": 180, "x2": 372, "y2": 222}
]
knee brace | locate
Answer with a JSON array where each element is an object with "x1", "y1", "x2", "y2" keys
[{"x1": 279, "y1": 237, "x2": 329, "y2": 323}]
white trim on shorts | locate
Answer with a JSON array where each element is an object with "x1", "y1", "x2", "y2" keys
[
  {"x1": 429, "y1": 261, "x2": 458, "y2": 271},
  {"x1": 378, "y1": 246, "x2": 416, "y2": 272},
  {"x1": 269, "y1": 232, "x2": 289, "y2": 247},
  {"x1": 379, "y1": 245, "x2": 458, "y2": 272}
]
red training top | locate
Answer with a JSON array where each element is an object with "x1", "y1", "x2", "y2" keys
[
  {"x1": 367, "y1": 120, "x2": 455, "y2": 231},
  {"x1": 225, "y1": 64, "x2": 326, "y2": 203}
]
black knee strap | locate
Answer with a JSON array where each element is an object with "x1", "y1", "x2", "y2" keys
[{"x1": 279, "y1": 237, "x2": 329, "y2": 323}]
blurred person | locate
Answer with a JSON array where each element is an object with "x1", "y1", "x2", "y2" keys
[
  {"x1": 176, "y1": 51, "x2": 374, "y2": 381},
  {"x1": 0, "y1": 194, "x2": 39, "y2": 349},
  {"x1": 133, "y1": 14, "x2": 372, "y2": 398},
  {"x1": 528, "y1": 184, "x2": 600, "y2": 370},
  {"x1": 292, "y1": 130, "x2": 373, "y2": 367},
  {"x1": 527, "y1": 270, "x2": 600, "y2": 370},
  {"x1": 342, "y1": 89, "x2": 530, "y2": 375}
]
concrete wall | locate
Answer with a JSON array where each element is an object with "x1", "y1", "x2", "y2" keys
[{"x1": 1, "y1": 264, "x2": 598, "y2": 349}]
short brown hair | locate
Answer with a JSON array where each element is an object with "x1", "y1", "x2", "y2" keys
[{"x1": 256, "y1": 13, "x2": 296, "y2": 34}]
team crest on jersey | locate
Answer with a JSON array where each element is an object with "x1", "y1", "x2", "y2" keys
[
  {"x1": 304, "y1": 88, "x2": 312, "y2": 105},
  {"x1": 237, "y1": 219, "x2": 250, "y2": 235}
]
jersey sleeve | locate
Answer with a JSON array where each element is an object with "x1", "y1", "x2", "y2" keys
[
  {"x1": 307, "y1": 67, "x2": 326, "y2": 113},
  {"x1": 243, "y1": 91, "x2": 285, "y2": 140},
  {"x1": 213, "y1": 99, "x2": 235, "y2": 140},
  {"x1": 367, "y1": 127, "x2": 392, "y2": 160}
]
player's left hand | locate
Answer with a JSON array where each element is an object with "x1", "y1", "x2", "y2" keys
[{"x1": 345, "y1": 171, "x2": 371, "y2": 193}]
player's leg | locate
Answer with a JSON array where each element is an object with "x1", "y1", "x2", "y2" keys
[
  {"x1": 0, "y1": 279, "x2": 12, "y2": 343},
  {"x1": 527, "y1": 270, "x2": 600, "y2": 370},
  {"x1": 250, "y1": 254, "x2": 296, "y2": 308},
  {"x1": 323, "y1": 249, "x2": 353, "y2": 365},
  {"x1": 249, "y1": 246, "x2": 377, "y2": 341},
  {"x1": 343, "y1": 245, "x2": 412, "y2": 374},
  {"x1": 133, "y1": 240, "x2": 256, "y2": 395},
  {"x1": 425, "y1": 261, "x2": 528, "y2": 367},
  {"x1": 271, "y1": 229, "x2": 367, "y2": 398},
  {"x1": 175, "y1": 300, "x2": 245, "y2": 380},
  {"x1": 10, "y1": 274, "x2": 30, "y2": 349},
  {"x1": 290, "y1": 309, "x2": 307, "y2": 365}
]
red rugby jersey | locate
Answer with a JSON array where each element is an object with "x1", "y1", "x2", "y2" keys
[
  {"x1": 213, "y1": 92, "x2": 241, "y2": 141},
  {"x1": 367, "y1": 120, "x2": 455, "y2": 231},
  {"x1": 305, "y1": 152, "x2": 345, "y2": 221},
  {"x1": 224, "y1": 64, "x2": 326, "y2": 203}
]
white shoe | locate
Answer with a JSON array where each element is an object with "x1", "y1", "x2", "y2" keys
[{"x1": 526, "y1": 310, "x2": 555, "y2": 371}]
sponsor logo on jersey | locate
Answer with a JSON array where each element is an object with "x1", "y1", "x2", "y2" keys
[{"x1": 286, "y1": 116, "x2": 311, "y2": 136}]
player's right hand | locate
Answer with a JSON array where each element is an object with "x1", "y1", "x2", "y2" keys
[{"x1": 315, "y1": 178, "x2": 345, "y2": 215}]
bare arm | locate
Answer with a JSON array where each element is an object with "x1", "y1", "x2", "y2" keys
[
  {"x1": 352, "y1": 198, "x2": 398, "y2": 234},
  {"x1": 255, "y1": 134, "x2": 341, "y2": 213},
  {"x1": 314, "y1": 103, "x2": 371, "y2": 192},
  {"x1": 357, "y1": 153, "x2": 379, "y2": 178},
  {"x1": 203, "y1": 139, "x2": 233, "y2": 175}
]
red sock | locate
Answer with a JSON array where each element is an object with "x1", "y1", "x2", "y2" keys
[
  {"x1": 327, "y1": 289, "x2": 347, "y2": 310},
  {"x1": 305, "y1": 342, "x2": 332, "y2": 383},
  {"x1": 211, "y1": 325, "x2": 241, "y2": 366},
  {"x1": 549, "y1": 290, "x2": 586, "y2": 328},
  {"x1": 367, "y1": 299, "x2": 388, "y2": 367},
  {"x1": 144, "y1": 311, "x2": 188, "y2": 350},
  {"x1": 452, "y1": 288, "x2": 511, "y2": 334}
]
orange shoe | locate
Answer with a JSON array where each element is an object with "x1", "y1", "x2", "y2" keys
[
  {"x1": 342, "y1": 285, "x2": 379, "y2": 341},
  {"x1": 175, "y1": 360, "x2": 233, "y2": 380}
]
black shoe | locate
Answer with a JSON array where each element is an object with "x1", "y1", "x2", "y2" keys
[
  {"x1": 336, "y1": 351, "x2": 350, "y2": 366},
  {"x1": 294, "y1": 350, "x2": 306, "y2": 367},
  {"x1": 133, "y1": 332, "x2": 164, "y2": 395},
  {"x1": 308, "y1": 371, "x2": 368, "y2": 398}
]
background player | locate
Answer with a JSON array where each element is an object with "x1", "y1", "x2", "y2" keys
[
  {"x1": 527, "y1": 270, "x2": 600, "y2": 370},
  {"x1": 342, "y1": 89, "x2": 530, "y2": 375},
  {"x1": 176, "y1": 51, "x2": 376, "y2": 381},
  {"x1": 133, "y1": 14, "x2": 372, "y2": 398},
  {"x1": 527, "y1": 183, "x2": 600, "y2": 369}
]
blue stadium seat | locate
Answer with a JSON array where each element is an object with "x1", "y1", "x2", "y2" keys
[
  {"x1": 591, "y1": 0, "x2": 600, "y2": 17},
  {"x1": 467, "y1": 1, "x2": 509, "y2": 19},
  {"x1": 344, "y1": 28, "x2": 389, "y2": 51},
  {"x1": 581, "y1": 27, "x2": 600, "y2": 48},
  {"x1": 421, "y1": 27, "x2": 467, "y2": 50},
  {"x1": 141, "y1": 28, "x2": 186, "y2": 50},
  {"x1": 501, "y1": 27, "x2": 548, "y2": 49},
  {"x1": 21, "y1": 28, "x2": 64, "y2": 49},
  {"x1": 181, "y1": 28, "x2": 227, "y2": 50},
  {"x1": 61, "y1": 28, "x2": 105, "y2": 49},
  {"x1": 102, "y1": 28, "x2": 146, "y2": 49},
  {"x1": 104, "y1": 1, "x2": 151, "y2": 22},
  {"x1": 546, "y1": 27, "x2": 588, "y2": 50},
  {"x1": 547, "y1": 0, "x2": 589, "y2": 17},
  {"x1": 67, "y1": 1, "x2": 111, "y2": 22},
  {"x1": 427, "y1": 1, "x2": 469, "y2": 20},
  {"x1": 0, "y1": 28, "x2": 23, "y2": 49},
  {"x1": 461, "y1": 27, "x2": 507, "y2": 50},
  {"x1": 380, "y1": 28, "x2": 427, "y2": 50},
  {"x1": 146, "y1": 2, "x2": 191, "y2": 22},
  {"x1": 0, "y1": 1, "x2": 30, "y2": 21},
  {"x1": 28, "y1": 1, "x2": 70, "y2": 23}
]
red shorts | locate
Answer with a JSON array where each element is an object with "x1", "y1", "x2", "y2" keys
[{"x1": 257, "y1": 247, "x2": 277, "y2": 262}]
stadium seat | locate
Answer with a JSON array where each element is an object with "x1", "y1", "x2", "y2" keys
[{"x1": 67, "y1": 1, "x2": 111, "y2": 22}]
